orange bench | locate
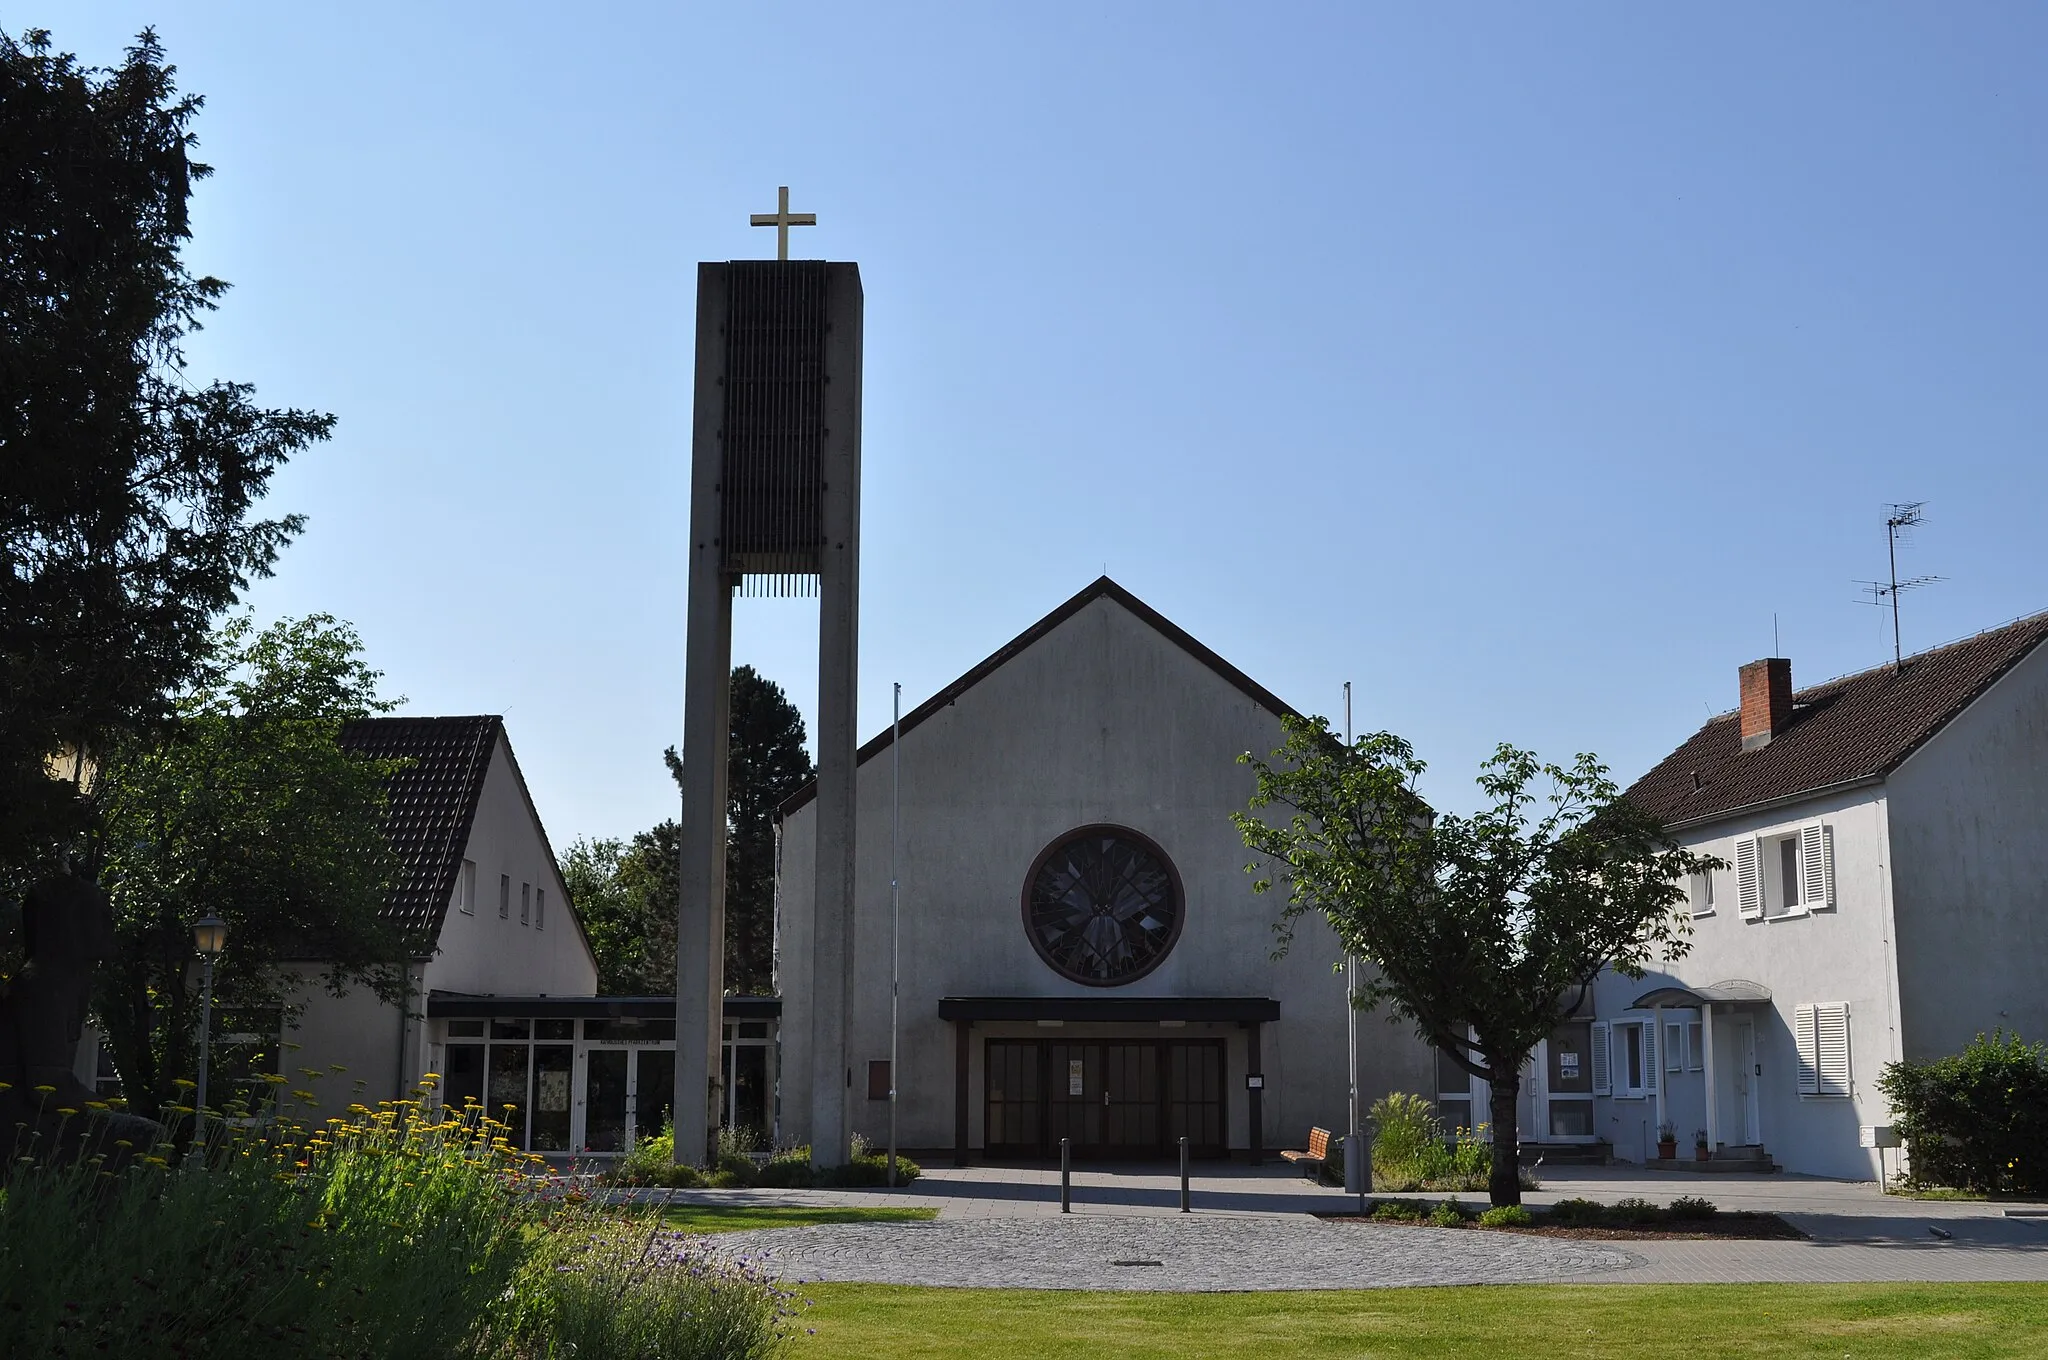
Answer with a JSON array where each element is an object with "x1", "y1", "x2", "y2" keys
[{"x1": 1279, "y1": 1126, "x2": 1333, "y2": 1180}]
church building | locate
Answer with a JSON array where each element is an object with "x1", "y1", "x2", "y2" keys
[{"x1": 776, "y1": 576, "x2": 1434, "y2": 1161}]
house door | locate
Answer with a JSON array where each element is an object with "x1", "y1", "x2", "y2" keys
[
  {"x1": 1732, "y1": 1017, "x2": 1760, "y2": 1145},
  {"x1": 585, "y1": 1050, "x2": 630, "y2": 1153}
]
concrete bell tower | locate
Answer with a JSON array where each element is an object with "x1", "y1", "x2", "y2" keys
[{"x1": 676, "y1": 191, "x2": 861, "y2": 1165}]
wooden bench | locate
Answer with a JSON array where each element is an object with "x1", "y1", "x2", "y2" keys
[{"x1": 1279, "y1": 1127, "x2": 1333, "y2": 1180}]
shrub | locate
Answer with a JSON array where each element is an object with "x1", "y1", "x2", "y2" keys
[
  {"x1": 1611, "y1": 1195, "x2": 1661, "y2": 1225},
  {"x1": 1370, "y1": 1198, "x2": 1426, "y2": 1222},
  {"x1": 715, "y1": 1122, "x2": 763, "y2": 1179},
  {"x1": 501, "y1": 1224, "x2": 795, "y2": 1360},
  {"x1": 1476, "y1": 1204, "x2": 1533, "y2": 1228},
  {"x1": 1, "y1": 1092, "x2": 540, "y2": 1358},
  {"x1": 608, "y1": 1117, "x2": 705, "y2": 1188},
  {"x1": 755, "y1": 1150, "x2": 817, "y2": 1188},
  {"x1": 1668, "y1": 1195, "x2": 1718, "y2": 1221},
  {"x1": 1548, "y1": 1197, "x2": 1605, "y2": 1225},
  {"x1": 818, "y1": 1151, "x2": 922, "y2": 1187},
  {"x1": 1429, "y1": 1199, "x2": 1465, "y2": 1227},
  {"x1": 1879, "y1": 1030, "x2": 2048, "y2": 1195},
  {"x1": 1369, "y1": 1093, "x2": 1442, "y2": 1173}
]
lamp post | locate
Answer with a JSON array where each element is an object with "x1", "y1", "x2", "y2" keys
[{"x1": 192, "y1": 915, "x2": 228, "y2": 1141}]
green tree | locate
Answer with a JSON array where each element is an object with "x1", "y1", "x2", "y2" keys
[
  {"x1": 90, "y1": 615, "x2": 411, "y2": 1115},
  {"x1": 1, "y1": 27, "x2": 332, "y2": 881},
  {"x1": 666, "y1": 664, "x2": 813, "y2": 996},
  {"x1": 560, "y1": 829, "x2": 679, "y2": 996},
  {"x1": 567, "y1": 667, "x2": 810, "y2": 997},
  {"x1": 1236, "y1": 720, "x2": 1715, "y2": 1205}
]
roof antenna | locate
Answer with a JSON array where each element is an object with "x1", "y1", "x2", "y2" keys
[
  {"x1": 1773, "y1": 613, "x2": 1780, "y2": 657},
  {"x1": 1856, "y1": 502, "x2": 1942, "y2": 673}
]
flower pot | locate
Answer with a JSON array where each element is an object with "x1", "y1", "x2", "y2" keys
[
  {"x1": 1657, "y1": 1139, "x2": 1677, "y2": 1160},
  {"x1": 1695, "y1": 1145, "x2": 1711, "y2": 1162}
]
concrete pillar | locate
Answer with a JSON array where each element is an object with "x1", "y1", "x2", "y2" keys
[
  {"x1": 808, "y1": 263, "x2": 863, "y2": 1166},
  {"x1": 675, "y1": 263, "x2": 734, "y2": 1167}
]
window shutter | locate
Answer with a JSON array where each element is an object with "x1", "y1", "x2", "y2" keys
[
  {"x1": 1735, "y1": 837, "x2": 1763, "y2": 918},
  {"x1": 1590, "y1": 1021, "x2": 1611, "y2": 1096},
  {"x1": 1643, "y1": 1023, "x2": 1657, "y2": 1093},
  {"x1": 1801, "y1": 824, "x2": 1834, "y2": 910},
  {"x1": 1794, "y1": 1004, "x2": 1820, "y2": 1096},
  {"x1": 1817, "y1": 1003, "x2": 1851, "y2": 1096}
]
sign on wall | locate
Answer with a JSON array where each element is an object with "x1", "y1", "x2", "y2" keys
[{"x1": 1069, "y1": 1059, "x2": 1085, "y2": 1096}]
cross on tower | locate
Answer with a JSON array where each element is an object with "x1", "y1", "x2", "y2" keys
[{"x1": 749, "y1": 185, "x2": 817, "y2": 261}]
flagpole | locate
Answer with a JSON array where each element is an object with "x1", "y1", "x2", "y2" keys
[
  {"x1": 887, "y1": 681, "x2": 902, "y2": 1187},
  {"x1": 1345, "y1": 681, "x2": 1363, "y2": 1210}
]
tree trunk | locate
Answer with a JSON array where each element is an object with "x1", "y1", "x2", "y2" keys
[{"x1": 1488, "y1": 1070, "x2": 1522, "y2": 1207}]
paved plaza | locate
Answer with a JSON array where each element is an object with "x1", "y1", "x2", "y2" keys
[{"x1": 639, "y1": 1161, "x2": 2048, "y2": 1291}]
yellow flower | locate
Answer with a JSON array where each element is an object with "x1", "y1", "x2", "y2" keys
[
  {"x1": 171, "y1": 1078, "x2": 196, "y2": 1090},
  {"x1": 56, "y1": 1107, "x2": 78, "y2": 1117},
  {"x1": 86, "y1": 1100, "x2": 111, "y2": 1111},
  {"x1": 33, "y1": 1084, "x2": 56, "y2": 1094}
]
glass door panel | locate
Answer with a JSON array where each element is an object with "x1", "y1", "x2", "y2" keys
[
  {"x1": 585, "y1": 1050, "x2": 629, "y2": 1153},
  {"x1": 731, "y1": 1046, "x2": 768, "y2": 1137},
  {"x1": 1045, "y1": 1043, "x2": 1101, "y2": 1151},
  {"x1": 488, "y1": 1044, "x2": 530, "y2": 1147},
  {"x1": 1166, "y1": 1041, "x2": 1225, "y2": 1154},
  {"x1": 634, "y1": 1049, "x2": 674, "y2": 1144},
  {"x1": 1546, "y1": 1021, "x2": 1595, "y2": 1140},
  {"x1": 530, "y1": 1045, "x2": 574, "y2": 1151},
  {"x1": 443, "y1": 1044, "x2": 485, "y2": 1118}
]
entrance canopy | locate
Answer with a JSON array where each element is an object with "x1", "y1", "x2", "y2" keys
[
  {"x1": 1628, "y1": 979, "x2": 1771, "y2": 1010},
  {"x1": 936, "y1": 996, "x2": 1278, "y2": 1024}
]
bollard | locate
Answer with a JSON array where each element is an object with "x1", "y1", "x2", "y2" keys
[
  {"x1": 1179, "y1": 1135, "x2": 1190, "y2": 1213},
  {"x1": 1060, "y1": 1136, "x2": 1071, "y2": 1213}
]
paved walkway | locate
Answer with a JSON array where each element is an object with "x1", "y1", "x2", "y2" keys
[{"x1": 628, "y1": 1161, "x2": 2048, "y2": 1291}]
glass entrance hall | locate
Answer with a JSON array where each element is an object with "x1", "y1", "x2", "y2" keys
[{"x1": 425, "y1": 993, "x2": 778, "y2": 1155}]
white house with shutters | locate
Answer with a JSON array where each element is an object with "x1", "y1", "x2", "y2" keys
[{"x1": 1536, "y1": 613, "x2": 2048, "y2": 1179}]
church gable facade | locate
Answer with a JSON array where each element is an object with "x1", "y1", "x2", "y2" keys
[{"x1": 777, "y1": 578, "x2": 1433, "y2": 1161}]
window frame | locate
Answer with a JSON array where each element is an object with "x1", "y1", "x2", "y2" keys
[
  {"x1": 457, "y1": 859, "x2": 477, "y2": 915},
  {"x1": 520, "y1": 881, "x2": 531, "y2": 926},
  {"x1": 1736, "y1": 821, "x2": 1835, "y2": 921},
  {"x1": 499, "y1": 874, "x2": 511, "y2": 919},
  {"x1": 1605, "y1": 1016, "x2": 1658, "y2": 1100}
]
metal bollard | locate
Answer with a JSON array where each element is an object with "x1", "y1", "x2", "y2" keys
[
  {"x1": 1060, "y1": 1136, "x2": 1071, "y2": 1213},
  {"x1": 1179, "y1": 1135, "x2": 1190, "y2": 1213}
]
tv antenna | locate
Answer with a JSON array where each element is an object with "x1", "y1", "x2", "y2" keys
[{"x1": 1856, "y1": 502, "x2": 1942, "y2": 672}]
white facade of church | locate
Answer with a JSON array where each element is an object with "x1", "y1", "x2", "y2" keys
[{"x1": 776, "y1": 578, "x2": 1434, "y2": 1161}]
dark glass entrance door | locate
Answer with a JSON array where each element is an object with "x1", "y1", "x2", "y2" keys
[{"x1": 987, "y1": 1039, "x2": 1223, "y2": 1159}]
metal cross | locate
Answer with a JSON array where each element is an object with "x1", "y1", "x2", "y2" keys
[{"x1": 749, "y1": 185, "x2": 817, "y2": 261}]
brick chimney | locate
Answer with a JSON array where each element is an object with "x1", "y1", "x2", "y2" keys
[{"x1": 1739, "y1": 657, "x2": 1793, "y2": 750}]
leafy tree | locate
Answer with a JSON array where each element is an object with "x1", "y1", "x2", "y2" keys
[
  {"x1": 1, "y1": 27, "x2": 333, "y2": 881},
  {"x1": 567, "y1": 666, "x2": 811, "y2": 997},
  {"x1": 560, "y1": 829, "x2": 679, "y2": 996},
  {"x1": 1236, "y1": 720, "x2": 1715, "y2": 1205},
  {"x1": 90, "y1": 615, "x2": 411, "y2": 1114}
]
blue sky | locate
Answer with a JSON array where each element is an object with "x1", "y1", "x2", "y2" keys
[{"x1": 50, "y1": 4, "x2": 2048, "y2": 845}]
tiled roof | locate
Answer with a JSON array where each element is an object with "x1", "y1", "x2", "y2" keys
[
  {"x1": 339, "y1": 715, "x2": 500, "y2": 939},
  {"x1": 1627, "y1": 612, "x2": 2048, "y2": 829},
  {"x1": 778, "y1": 576, "x2": 1301, "y2": 817}
]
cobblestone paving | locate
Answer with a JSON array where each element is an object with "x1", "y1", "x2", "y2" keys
[{"x1": 716, "y1": 1215, "x2": 1639, "y2": 1292}]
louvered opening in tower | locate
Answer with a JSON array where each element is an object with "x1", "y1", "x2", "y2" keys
[{"x1": 720, "y1": 261, "x2": 830, "y2": 597}]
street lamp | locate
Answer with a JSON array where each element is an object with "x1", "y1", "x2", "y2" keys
[{"x1": 192, "y1": 915, "x2": 228, "y2": 1138}]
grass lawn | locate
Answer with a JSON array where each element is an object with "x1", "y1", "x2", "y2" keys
[
  {"x1": 654, "y1": 1204, "x2": 938, "y2": 1234},
  {"x1": 790, "y1": 1282, "x2": 2048, "y2": 1358}
]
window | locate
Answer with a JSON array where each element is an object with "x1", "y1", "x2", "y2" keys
[
  {"x1": 457, "y1": 860, "x2": 477, "y2": 915},
  {"x1": 1795, "y1": 1003, "x2": 1851, "y2": 1098},
  {"x1": 1023, "y1": 826, "x2": 1183, "y2": 985},
  {"x1": 1594, "y1": 1019, "x2": 1657, "y2": 1098},
  {"x1": 1735, "y1": 823, "x2": 1833, "y2": 919},
  {"x1": 499, "y1": 875, "x2": 511, "y2": 919},
  {"x1": 1665, "y1": 1022, "x2": 1685, "y2": 1074},
  {"x1": 520, "y1": 881, "x2": 531, "y2": 926},
  {"x1": 1689, "y1": 869, "x2": 1715, "y2": 916},
  {"x1": 1435, "y1": 1041, "x2": 1474, "y2": 1132},
  {"x1": 535, "y1": 888, "x2": 545, "y2": 930},
  {"x1": 1686, "y1": 1021, "x2": 1704, "y2": 1072}
]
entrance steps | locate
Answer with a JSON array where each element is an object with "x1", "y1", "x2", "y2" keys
[
  {"x1": 1645, "y1": 1144, "x2": 1780, "y2": 1173},
  {"x1": 1519, "y1": 1140, "x2": 1611, "y2": 1167}
]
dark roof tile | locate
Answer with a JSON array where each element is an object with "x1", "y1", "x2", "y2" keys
[
  {"x1": 1627, "y1": 613, "x2": 2048, "y2": 829},
  {"x1": 339, "y1": 715, "x2": 500, "y2": 938}
]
